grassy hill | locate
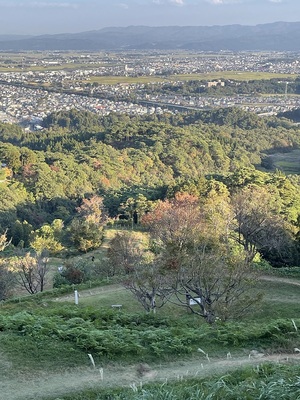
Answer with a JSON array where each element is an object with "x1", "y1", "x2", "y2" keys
[{"x1": 1, "y1": 230, "x2": 300, "y2": 399}]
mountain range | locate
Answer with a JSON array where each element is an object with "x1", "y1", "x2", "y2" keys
[{"x1": 0, "y1": 22, "x2": 300, "y2": 52}]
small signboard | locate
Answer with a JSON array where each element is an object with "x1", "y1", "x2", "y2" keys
[{"x1": 189, "y1": 297, "x2": 201, "y2": 306}]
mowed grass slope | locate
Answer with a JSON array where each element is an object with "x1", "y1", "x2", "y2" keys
[{"x1": 267, "y1": 149, "x2": 300, "y2": 175}]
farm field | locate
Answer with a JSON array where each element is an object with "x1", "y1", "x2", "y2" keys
[
  {"x1": 86, "y1": 71, "x2": 296, "y2": 85},
  {"x1": 0, "y1": 63, "x2": 104, "y2": 73}
]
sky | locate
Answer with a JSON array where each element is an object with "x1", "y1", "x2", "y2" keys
[{"x1": 0, "y1": 0, "x2": 299, "y2": 36}]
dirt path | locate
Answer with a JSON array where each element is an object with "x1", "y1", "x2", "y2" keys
[
  {"x1": 260, "y1": 275, "x2": 300, "y2": 287},
  {"x1": 1, "y1": 352, "x2": 300, "y2": 400}
]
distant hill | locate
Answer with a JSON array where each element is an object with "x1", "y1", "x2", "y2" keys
[
  {"x1": 0, "y1": 35, "x2": 33, "y2": 42},
  {"x1": 0, "y1": 22, "x2": 300, "y2": 51}
]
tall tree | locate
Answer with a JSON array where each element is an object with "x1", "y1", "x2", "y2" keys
[
  {"x1": 0, "y1": 230, "x2": 11, "y2": 251},
  {"x1": 170, "y1": 242, "x2": 260, "y2": 323},
  {"x1": 231, "y1": 185, "x2": 285, "y2": 262},
  {"x1": 142, "y1": 193, "x2": 204, "y2": 272},
  {"x1": 76, "y1": 195, "x2": 106, "y2": 224},
  {"x1": 107, "y1": 231, "x2": 169, "y2": 313},
  {"x1": 68, "y1": 195, "x2": 106, "y2": 252},
  {"x1": 30, "y1": 219, "x2": 64, "y2": 255},
  {"x1": 123, "y1": 258, "x2": 169, "y2": 314},
  {"x1": 68, "y1": 219, "x2": 104, "y2": 253},
  {"x1": 12, "y1": 251, "x2": 49, "y2": 294},
  {"x1": 142, "y1": 192, "x2": 261, "y2": 323},
  {"x1": 107, "y1": 231, "x2": 145, "y2": 275},
  {"x1": 0, "y1": 231, "x2": 14, "y2": 300},
  {"x1": 119, "y1": 194, "x2": 153, "y2": 227}
]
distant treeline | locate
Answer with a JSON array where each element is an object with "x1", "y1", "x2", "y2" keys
[
  {"x1": 145, "y1": 78, "x2": 300, "y2": 96},
  {"x1": 278, "y1": 108, "x2": 300, "y2": 122}
]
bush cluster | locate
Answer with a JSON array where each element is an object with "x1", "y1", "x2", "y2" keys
[{"x1": 0, "y1": 305, "x2": 299, "y2": 361}]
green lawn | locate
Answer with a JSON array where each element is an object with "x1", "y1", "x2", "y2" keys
[
  {"x1": 51, "y1": 273, "x2": 300, "y2": 325},
  {"x1": 267, "y1": 149, "x2": 300, "y2": 175},
  {"x1": 249, "y1": 280, "x2": 300, "y2": 320}
]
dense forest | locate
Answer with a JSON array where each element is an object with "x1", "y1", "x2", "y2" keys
[{"x1": 1, "y1": 107, "x2": 300, "y2": 268}]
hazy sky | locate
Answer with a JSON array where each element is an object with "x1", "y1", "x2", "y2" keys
[{"x1": 0, "y1": 0, "x2": 298, "y2": 35}]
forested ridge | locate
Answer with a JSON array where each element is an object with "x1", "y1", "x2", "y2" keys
[{"x1": 1, "y1": 107, "x2": 300, "y2": 267}]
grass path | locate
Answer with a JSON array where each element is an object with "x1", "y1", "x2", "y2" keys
[
  {"x1": 54, "y1": 274, "x2": 300, "y2": 303},
  {"x1": 260, "y1": 275, "x2": 300, "y2": 287},
  {"x1": 1, "y1": 351, "x2": 300, "y2": 400}
]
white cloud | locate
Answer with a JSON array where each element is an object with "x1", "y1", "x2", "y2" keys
[
  {"x1": 206, "y1": 0, "x2": 241, "y2": 4},
  {"x1": 268, "y1": 0, "x2": 283, "y2": 3},
  {"x1": 169, "y1": 0, "x2": 185, "y2": 5},
  {"x1": 152, "y1": 0, "x2": 185, "y2": 5},
  {"x1": 118, "y1": 3, "x2": 129, "y2": 9}
]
